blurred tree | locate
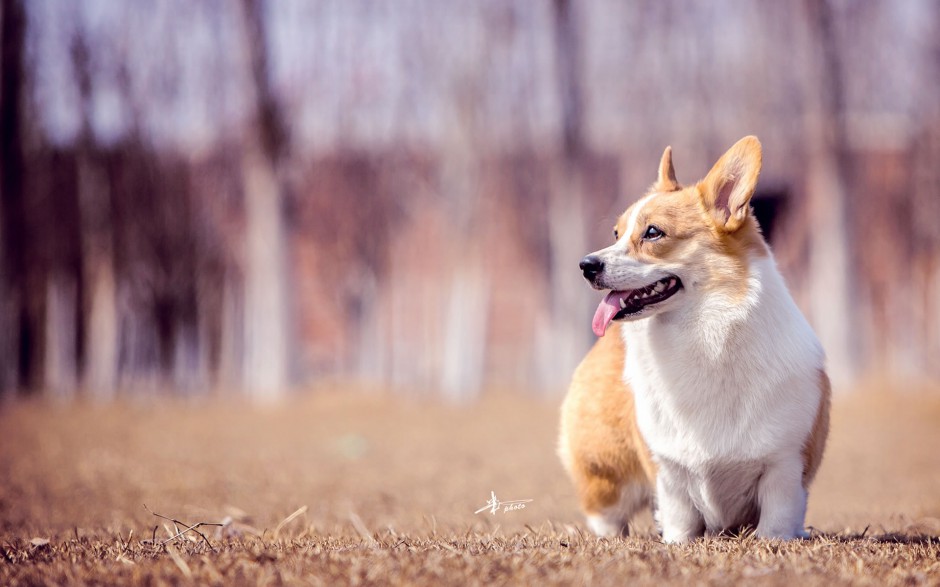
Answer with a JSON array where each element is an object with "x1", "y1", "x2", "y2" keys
[
  {"x1": 0, "y1": 0, "x2": 31, "y2": 394},
  {"x1": 40, "y1": 147, "x2": 82, "y2": 400},
  {"x1": 801, "y1": 0, "x2": 858, "y2": 384},
  {"x1": 237, "y1": 0, "x2": 290, "y2": 400},
  {"x1": 70, "y1": 28, "x2": 118, "y2": 399},
  {"x1": 439, "y1": 76, "x2": 489, "y2": 401},
  {"x1": 911, "y1": 1, "x2": 940, "y2": 377},
  {"x1": 537, "y1": 0, "x2": 591, "y2": 390}
]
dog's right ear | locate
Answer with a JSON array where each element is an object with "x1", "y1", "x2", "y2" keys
[
  {"x1": 654, "y1": 146, "x2": 680, "y2": 192},
  {"x1": 700, "y1": 136, "x2": 762, "y2": 232}
]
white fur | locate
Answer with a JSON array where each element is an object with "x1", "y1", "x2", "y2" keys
[
  {"x1": 586, "y1": 483, "x2": 651, "y2": 538},
  {"x1": 621, "y1": 255, "x2": 824, "y2": 542},
  {"x1": 594, "y1": 193, "x2": 686, "y2": 295},
  {"x1": 623, "y1": 193, "x2": 657, "y2": 243}
]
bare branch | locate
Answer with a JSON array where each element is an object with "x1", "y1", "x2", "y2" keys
[{"x1": 142, "y1": 504, "x2": 223, "y2": 552}]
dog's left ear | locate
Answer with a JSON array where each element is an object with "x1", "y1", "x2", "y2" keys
[
  {"x1": 700, "y1": 136, "x2": 762, "y2": 232},
  {"x1": 654, "y1": 146, "x2": 680, "y2": 192}
]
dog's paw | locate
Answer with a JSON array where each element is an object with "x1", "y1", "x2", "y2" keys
[
  {"x1": 660, "y1": 526, "x2": 698, "y2": 544},
  {"x1": 586, "y1": 514, "x2": 628, "y2": 538},
  {"x1": 754, "y1": 525, "x2": 804, "y2": 540}
]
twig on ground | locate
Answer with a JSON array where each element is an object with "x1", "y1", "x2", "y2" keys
[
  {"x1": 142, "y1": 504, "x2": 223, "y2": 552},
  {"x1": 273, "y1": 505, "x2": 308, "y2": 538},
  {"x1": 349, "y1": 511, "x2": 377, "y2": 545},
  {"x1": 116, "y1": 529, "x2": 134, "y2": 556}
]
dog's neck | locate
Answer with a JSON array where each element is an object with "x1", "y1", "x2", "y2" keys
[{"x1": 622, "y1": 255, "x2": 822, "y2": 373}]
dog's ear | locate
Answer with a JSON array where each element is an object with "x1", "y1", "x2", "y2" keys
[
  {"x1": 700, "y1": 136, "x2": 762, "y2": 232},
  {"x1": 654, "y1": 146, "x2": 680, "y2": 192}
]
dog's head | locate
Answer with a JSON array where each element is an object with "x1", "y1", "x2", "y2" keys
[{"x1": 583, "y1": 136, "x2": 769, "y2": 336}]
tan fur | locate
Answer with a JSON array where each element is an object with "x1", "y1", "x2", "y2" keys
[
  {"x1": 802, "y1": 370, "x2": 831, "y2": 487},
  {"x1": 655, "y1": 146, "x2": 680, "y2": 192},
  {"x1": 559, "y1": 323, "x2": 655, "y2": 515},
  {"x1": 614, "y1": 180, "x2": 769, "y2": 303}
]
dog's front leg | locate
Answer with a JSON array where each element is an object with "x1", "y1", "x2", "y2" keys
[
  {"x1": 755, "y1": 455, "x2": 807, "y2": 539},
  {"x1": 655, "y1": 470, "x2": 704, "y2": 544}
]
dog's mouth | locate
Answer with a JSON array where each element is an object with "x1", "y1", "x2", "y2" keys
[{"x1": 591, "y1": 275, "x2": 683, "y2": 336}]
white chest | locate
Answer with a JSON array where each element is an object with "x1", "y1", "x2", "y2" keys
[{"x1": 622, "y1": 260, "x2": 824, "y2": 468}]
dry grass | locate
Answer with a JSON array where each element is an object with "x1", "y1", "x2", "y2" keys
[{"x1": 2, "y1": 384, "x2": 940, "y2": 585}]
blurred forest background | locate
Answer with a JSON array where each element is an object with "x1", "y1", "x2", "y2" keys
[{"x1": 0, "y1": 0, "x2": 938, "y2": 402}]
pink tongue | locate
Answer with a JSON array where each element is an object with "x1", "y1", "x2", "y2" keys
[{"x1": 592, "y1": 291, "x2": 631, "y2": 337}]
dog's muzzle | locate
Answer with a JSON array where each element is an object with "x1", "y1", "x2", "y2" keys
[{"x1": 579, "y1": 255, "x2": 604, "y2": 282}]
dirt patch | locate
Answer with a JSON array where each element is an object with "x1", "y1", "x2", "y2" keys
[{"x1": 2, "y1": 387, "x2": 940, "y2": 585}]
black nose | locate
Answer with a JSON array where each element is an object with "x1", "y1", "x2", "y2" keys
[{"x1": 579, "y1": 255, "x2": 604, "y2": 280}]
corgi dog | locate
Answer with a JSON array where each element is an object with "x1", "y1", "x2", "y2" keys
[{"x1": 558, "y1": 136, "x2": 830, "y2": 542}]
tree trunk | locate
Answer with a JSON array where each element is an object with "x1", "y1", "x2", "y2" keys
[
  {"x1": 217, "y1": 272, "x2": 243, "y2": 393},
  {"x1": 44, "y1": 274, "x2": 77, "y2": 400},
  {"x1": 915, "y1": 4, "x2": 940, "y2": 378},
  {"x1": 433, "y1": 63, "x2": 490, "y2": 400},
  {"x1": 82, "y1": 257, "x2": 117, "y2": 397},
  {"x1": 237, "y1": 0, "x2": 290, "y2": 400},
  {"x1": 77, "y1": 154, "x2": 118, "y2": 399},
  {"x1": 539, "y1": 165, "x2": 590, "y2": 391},
  {"x1": 801, "y1": 0, "x2": 858, "y2": 387},
  {"x1": 542, "y1": 0, "x2": 592, "y2": 392},
  {"x1": 354, "y1": 272, "x2": 386, "y2": 382},
  {"x1": 241, "y1": 145, "x2": 288, "y2": 399},
  {"x1": 0, "y1": 0, "x2": 29, "y2": 395},
  {"x1": 441, "y1": 262, "x2": 489, "y2": 402}
]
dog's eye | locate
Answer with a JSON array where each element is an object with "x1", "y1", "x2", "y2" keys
[
  {"x1": 643, "y1": 225, "x2": 665, "y2": 241},
  {"x1": 613, "y1": 228, "x2": 619, "y2": 241}
]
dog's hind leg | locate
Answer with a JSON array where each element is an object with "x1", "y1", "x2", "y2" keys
[
  {"x1": 583, "y1": 479, "x2": 651, "y2": 537},
  {"x1": 558, "y1": 325, "x2": 656, "y2": 537},
  {"x1": 559, "y1": 418, "x2": 655, "y2": 537}
]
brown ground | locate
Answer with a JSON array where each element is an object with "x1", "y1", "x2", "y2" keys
[{"x1": 2, "y1": 383, "x2": 940, "y2": 585}]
